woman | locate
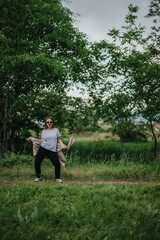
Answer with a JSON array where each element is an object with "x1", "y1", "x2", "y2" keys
[{"x1": 29, "y1": 116, "x2": 67, "y2": 183}]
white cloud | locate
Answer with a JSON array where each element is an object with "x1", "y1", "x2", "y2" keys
[{"x1": 63, "y1": 0, "x2": 152, "y2": 42}]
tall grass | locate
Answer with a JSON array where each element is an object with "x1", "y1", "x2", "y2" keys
[
  {"x1": 21, "y1": 139, "x2": 160, "y2": 163},
  {"x1": 0, "y1": 140, "x2": 159, "y2": 182},
  {"x1": 65, "y1": 140, "x2": 160, "y2": 163},
  {"x1": 2, "y1": 140, "x2": 160, "y2": 168}
]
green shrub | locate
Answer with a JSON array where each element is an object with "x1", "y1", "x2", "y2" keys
[
  {"x1": 110, "y1": 123, "x2": 148, "y2": 142},
  {"x1": 84, "y1": 125, "x2": 106, "y2": 133},
  {"x1": 0, "y1": 153, "x2": 34, "y2": 168}
]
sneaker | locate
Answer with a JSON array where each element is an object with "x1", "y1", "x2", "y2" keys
[
  {"x1": 34, "y1": 177, "x2": 40, "y2": 182},
  {"x1": 56, "y1": 179, "x2": 63, "y2": 183}
]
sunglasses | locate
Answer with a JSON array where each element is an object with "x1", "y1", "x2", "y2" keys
[{"x1": 46, "y1": 121, "x2": 53, "y2": 124}]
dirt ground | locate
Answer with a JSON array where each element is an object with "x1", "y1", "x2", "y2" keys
[{"x1": 0, "y1": 179, "x2": 158, "y2": 185}]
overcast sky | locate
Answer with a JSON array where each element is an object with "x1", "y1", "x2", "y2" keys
[
  {"x1": 63, "y1": 0, "x2": 152, "y2": 42},
  {"x1": 62, "y1": 0, "x2": 153, "y2": 97}
]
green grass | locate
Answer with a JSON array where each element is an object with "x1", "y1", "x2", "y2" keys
[
  {"x1": 0, "y1": 148, "x2": 160, "y2": 240},
  {"x1": 0, "y1": 149, "x2": 160, "y2": 182},
  {"x1": 0, "y1": 159, "x2": 160, "y2": 182},
  {"x1": 0, "y1": 183, "x2": 159, "y2": 240},
  {"x1": 65, "y1": 140, "x2": 160, "y2": 163}
]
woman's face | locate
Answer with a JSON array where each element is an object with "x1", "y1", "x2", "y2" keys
[{"x1": 46, "y1": 118, "x2": 53, "y2": 129}]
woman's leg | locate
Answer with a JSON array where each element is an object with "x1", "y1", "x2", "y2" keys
[
  {"x1": 47, "y1": 151, "x2": 61, "y2": 179},
  {"x1": 35, "y1": 146, "x2": 46, "y2": 178}
]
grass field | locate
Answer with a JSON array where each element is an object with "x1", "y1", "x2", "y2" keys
[
  {"x1": 0, "y1": 183, "x2": 159, "y2": 240},
  {"x1": 0, "y1": 139, "x2": 160, "y2": 240},
  {"x1": 0, "y1": 160, "x2": 160, "y2": 240}
]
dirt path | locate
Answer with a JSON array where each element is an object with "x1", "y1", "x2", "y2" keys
[{"x1": 0, "y1": 179, "x2": 159, "y2": 185}]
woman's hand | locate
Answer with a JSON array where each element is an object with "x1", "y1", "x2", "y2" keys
[
  {"x1": 28, "y1": 137, "x2": 32, "y2": 141},
  {"x1": 63, "y1": 146, "x2": 69, "y2": 149},
  {"x1": 57, "y1": 137, "x2": 69, "y2": 149}
]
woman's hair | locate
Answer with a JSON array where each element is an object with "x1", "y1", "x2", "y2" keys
[{"x1": 45, "y1": 116, "x2": 55, "y2": 129}]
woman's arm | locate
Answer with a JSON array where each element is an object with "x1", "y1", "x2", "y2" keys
[
  {"x1": 28, "y1": 137, "x2": 43, "y2": 141},
  {"x1": 57, "y1": 137, "x2": 62, "y2": 143},
  {"x1": 57, "y1": 137, "x2": 69, "y2": 149}
]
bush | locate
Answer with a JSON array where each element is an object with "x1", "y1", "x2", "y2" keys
[
  {"x1": 110, "y1": 123, "x2": 148, "y2": 142},
  {"x1": 0, "y1": 153, "x2": 34, "y2": 168},
  {"x1": 84, "y1": 125, "x2": 106, "y2": 133}
]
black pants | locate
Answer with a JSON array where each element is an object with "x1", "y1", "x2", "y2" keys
[{"x1": 35, "y1": 146, "x2": 60, "y2": 179}]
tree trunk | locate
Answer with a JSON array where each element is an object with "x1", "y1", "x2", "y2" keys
[
  {"x1": 2, "y1": 93, "x2": 9, "y2": 153},
  {"x1": 150, "y1": 120, "x2": 158, "y2": 156},
  {"x1": 10, "y1": 128, "x2": 16, "y2": 153},
  {"x1": 2, "y1": 75, "x2": 11, "y2": 155},
  {"x1": 93, "y1": 117, "x2": 98, "y2": 127},
  {"x1": 118, "y1": 124, "x2": 126, "y2": 154},
  {"x1": 0, "y1": 138, "x2": 2, "y2": 158}
]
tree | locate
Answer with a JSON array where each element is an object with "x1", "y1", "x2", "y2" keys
[
  {"x1": 87, "y1": 94, "x2": 103, "y2": 127},
  {"x1": 146, "y1": 0, "x2": 160, "y2": 56},
  {"x1": 65, "y1": 97, "x2": 92, "y2": 134},
  {"x1": 102, "y1": 92, "x2": 135, "y2": 152},
  {"x1": 123, "y1": 50, "x2": 160, "y2": 154},
  {"x1": 0, "y1": 0, "x2": 93, "y2": 155},
  {"x1": 91, "y1": 4, "x2": 160, "y2": 155}
]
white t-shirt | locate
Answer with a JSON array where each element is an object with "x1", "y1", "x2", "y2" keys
[{"x1": 41, "y1": 128, "x2": 61, "y2": 152}]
